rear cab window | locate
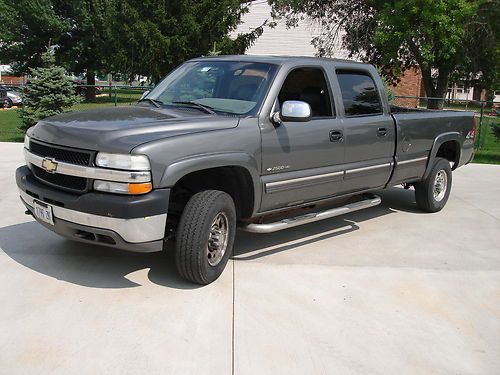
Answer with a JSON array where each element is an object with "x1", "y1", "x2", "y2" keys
[{"x1": 336, "y1": 71, "x2": 382, "y2": 117}]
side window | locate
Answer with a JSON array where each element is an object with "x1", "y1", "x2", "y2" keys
[
  {"x1": 336, "y1": 71, "x2": 382, "y2": 116},
  {"x1": 278, "y1": 68, "x2": 333, "y2": 118}
]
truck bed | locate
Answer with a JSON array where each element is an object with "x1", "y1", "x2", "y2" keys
[{"x1": 389, "y1": 108, "x2": 475, "y2": 184}]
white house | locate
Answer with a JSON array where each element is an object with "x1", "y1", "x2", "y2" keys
[{"x1": 234, "y1": 0, "x2": 350, "y2": 59}]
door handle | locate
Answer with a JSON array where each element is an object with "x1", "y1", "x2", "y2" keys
[
  {"x1": 329, "y1": 130, "x2": 343, "y2": 142},
  {"x1": 377, "y1": 127, "x2": 388, "y2": 137}
]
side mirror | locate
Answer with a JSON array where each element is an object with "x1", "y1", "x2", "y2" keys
[
  {"x1": 272, "y1": 100, "x2": 311, "y2": 125},
  {"x1": 140, "y1": 90, "x2": 150, "y2": 101}
]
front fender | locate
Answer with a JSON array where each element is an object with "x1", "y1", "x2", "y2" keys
[{"x1": 160, "y1": 152, "x2": 262, "y2": 214}]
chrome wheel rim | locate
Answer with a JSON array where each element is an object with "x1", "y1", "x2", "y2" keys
[
  {"x1": 207, "y1": 212, "x2": 229, "y2": 266},
  {"x1": 433, "y1": 170, "x2": 448, "y2": 202}
]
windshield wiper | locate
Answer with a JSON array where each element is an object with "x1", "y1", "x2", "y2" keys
[
  {"x1": 138, "y1": 98, "x2": 163, "y2": 108},
  {"x1": 172, "y1": 101, "x2": 216, "y2": 114}
]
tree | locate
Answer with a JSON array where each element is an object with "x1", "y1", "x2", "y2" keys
[
  {"x1": 217, "y1": 22, "x2": 267, "y2": 56},
  {"x1": 0, "y1": 0, "x2": 113, "y2": 101},
  {"x1": 20, "y1": 49, "x2": 80, "y2": 130},
  {"x1": 55, "y1": 0, "x2": 115, "y2": 101},
  {"x1": 0, "y1": 0, "x2": 69, "y2": 68},
  {"x1": 105, "y1": 0, "x2": 259, "y2": 83},
  {"x1": 458, "y1": 0, "x2": 499, "y2": 107},
  {"x1": 270, "y1": 0, "x2": 494, "y2": 109},
  {"x1": 0, "y1": 0, "x2": 259, "y2": 93}
]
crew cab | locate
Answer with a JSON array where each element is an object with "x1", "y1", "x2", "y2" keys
[{"x1": 16, "y1": 56, "x2": 476, "y2": 284}]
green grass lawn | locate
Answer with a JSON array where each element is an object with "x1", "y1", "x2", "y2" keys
[
  {"x1": 0, "y1": 109, "x2": 24, "y2": 142},
  {"x1": 474, "y1": 116, "x2": 500, "y2": 164}
]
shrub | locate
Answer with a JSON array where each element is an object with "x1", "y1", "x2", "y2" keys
[
  {"x1": 492, "y1": 124, "x2": 500, "y2": 142},
  {"x1": 20, "y1": 49, "x2": 80, "y2": 131}
]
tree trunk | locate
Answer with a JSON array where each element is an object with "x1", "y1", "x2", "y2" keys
[
  {"x1": 107, "y1": 73, "x2": 112, "y2": 99},
  {"x1": 472, "y1": 84, "x2": 482, "y2": 101},
  {"x1": 420, "y1": 66, "x2": 448, "y2": 110},
  {"x1": 485, "y1": 89, "x2": 495, "y2": 109},
  {"x1": 86, "y1": 70, "x2": 96, "y2": 102},
  {"x1": 433, "y1": 68, "x2": 450, "y2": 110},
  {"x1": 427, "y1": 86, "x2": 448, "y2": 110}
]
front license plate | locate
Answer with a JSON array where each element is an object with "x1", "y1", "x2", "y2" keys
[{"x1": 33, "y1": 200, "x2": 54, "y2": 226}]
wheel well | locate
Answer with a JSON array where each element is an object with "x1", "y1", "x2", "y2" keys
[
  {"x1": 436, "y1": 140, "x2": 460, "y2": 169},
  {"x1": 168, "y1": 166, "x2": 255, "y2": 224}
]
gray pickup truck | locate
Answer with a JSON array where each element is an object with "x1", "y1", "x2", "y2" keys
[{"x1": 16, "y1": 56, "x2": 476, "y2": 284}]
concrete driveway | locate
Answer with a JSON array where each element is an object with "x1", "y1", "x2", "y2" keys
[{"x1": 0, "y1": 142, "x2": 499, "y2": 375}]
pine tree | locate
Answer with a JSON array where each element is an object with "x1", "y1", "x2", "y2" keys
[{"x1": 21, "y1": 49, "x2": 80, "y2": 131}]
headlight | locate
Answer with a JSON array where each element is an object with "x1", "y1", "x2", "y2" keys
[
  {"x1": 94, "y1": 180, "x2": 152, "y2": 195},
  {"x1": 24, "y1": 134, "x2": 30, "y2": 149},
  {"x1": 95, "y1": 152, "x2": 150, "y2": 171}
]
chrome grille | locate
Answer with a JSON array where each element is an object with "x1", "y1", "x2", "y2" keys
[
  {"x1": 28, "y1": 140, "x2": 94, "y2": 193},
  {"x1": 30, "y1": 140, "x2": 92, "y2": 166},
  {"x1": 32, "y1": 165, "x2": 88, "y2": 192}
]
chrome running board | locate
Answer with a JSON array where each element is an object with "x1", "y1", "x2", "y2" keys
[{"x1": 241, "y1": 194, "x2": 381, "y2": 234}]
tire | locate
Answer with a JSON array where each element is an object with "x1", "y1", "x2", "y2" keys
[
  {"x1": 6, "y1": 98, "x2": 13, "y2": 108},
  {"x1": 77, "y1": 88, "x2": 86, "y2": 97},
  {"x1": 175, "y1": 190, "x2": 236, "y2": 285},
  {"x1": 414, "y1": 157, "x2": 452, "y2": 213}
]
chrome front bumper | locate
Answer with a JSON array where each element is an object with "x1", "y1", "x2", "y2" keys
[
  {"x1": 16, "y1": 164, "x2": 169, "y2": 252},
  {"x1": 20, "y1": 189, "x2": 167, "y2": 243}
]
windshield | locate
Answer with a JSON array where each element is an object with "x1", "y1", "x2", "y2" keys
[{"x1": 145, "y1": 61, "x2": 278, "y2": 115}]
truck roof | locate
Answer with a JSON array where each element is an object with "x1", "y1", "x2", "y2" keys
[{"x1": 190, "y1": 54, "x2": 366, "y2": 66}]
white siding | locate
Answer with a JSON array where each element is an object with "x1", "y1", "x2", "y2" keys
[
  {"x1": 447, "y1": 86, "x2": 500, "y2": 102},
  {"x1": 233, "y1": 0, "x2": 350, "y2": 59}
]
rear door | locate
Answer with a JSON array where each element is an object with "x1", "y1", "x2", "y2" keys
[{"x1": 334, "y1": 69, "x2": 395, "y2": 193}]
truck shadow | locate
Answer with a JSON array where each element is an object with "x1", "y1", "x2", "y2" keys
[
  {"x1": 0, "y1": 187, "x2": 419, "y2": 289},
  {"x1": 0, "y1": 221, "x2": 194, "y2": 290}
]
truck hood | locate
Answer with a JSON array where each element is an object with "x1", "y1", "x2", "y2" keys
[{"x1": 29, "y1": 105, "x2": 240, "y2": 153}]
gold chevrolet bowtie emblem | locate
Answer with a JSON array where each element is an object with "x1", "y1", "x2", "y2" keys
[{"x1": 41, "y1": 157, "x2": 58, "y2": 173}]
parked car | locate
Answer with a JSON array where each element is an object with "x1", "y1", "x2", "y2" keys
[
  {"x1": 17, "y1": 56, "x2": 476, "y2": 284},
  {"x1": 0, "y1": 85, "x2": 22, "y2": 107},
  {"x1": 0, "y1": 86, "x2": 9, "y2": 108},
  {"x1": 72, "y1": 80, "x2": 103, "y2": 97}
]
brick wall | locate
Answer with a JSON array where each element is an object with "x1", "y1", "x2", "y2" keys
[{"x1": 392, "y1": 68, "x2": 423, "y2": 108}]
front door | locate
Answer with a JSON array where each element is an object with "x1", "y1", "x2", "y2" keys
[{"x1": 260, "y1": 67, "x2": 345, "y2": 211}]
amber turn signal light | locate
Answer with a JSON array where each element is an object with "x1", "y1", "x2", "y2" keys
[{"x1": 128, "y1": 182, "x2": 152, "y2": 195}]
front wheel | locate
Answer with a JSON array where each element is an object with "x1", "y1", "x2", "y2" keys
[
  {"x1": 414, "y1": 157, "x2": 452, "y2": 213},
  {"x1": 175, "y1": 190, "x2": 236, "y2": 285}
]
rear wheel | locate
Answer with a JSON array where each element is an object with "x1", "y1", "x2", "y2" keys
[
  {"x1": 414, "y1": 157, "x2": 452, "y2": 212},
  {"x1": 175, "y1": 190, "x2": 236, "y2": 285},
  {"x1": 76, "y1": 87, "x2": 86, "y2": 98}
]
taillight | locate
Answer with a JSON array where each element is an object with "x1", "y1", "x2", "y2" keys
[{"x1": 466, "y1": 117, "x2": 478, "y2": 140}]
